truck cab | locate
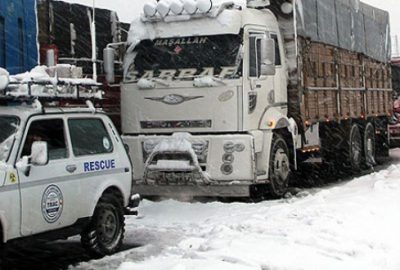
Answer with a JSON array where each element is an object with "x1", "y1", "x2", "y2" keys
[
  {"x1": 0, "y1": 72, "x2": 140, "y2": 257},
  {"x1": 116, "y1": 1, "x2": 296, "y2": 199}
]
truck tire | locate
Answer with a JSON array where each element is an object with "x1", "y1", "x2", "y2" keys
[
  {"x1": 346, "y1": 124, "x2": 362, "y2": 172},
  {"x1": 363, "y1": 122, "x2": 376, "y2": 167},
  {"x1": 81, "y1": 193, "x2": 125, "y2": 257},
  {"x1": 269, "y1": 134, "x2": 290, "y2": 198}
]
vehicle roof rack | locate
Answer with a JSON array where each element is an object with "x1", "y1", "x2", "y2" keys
[{"x1": 0, "y1": 79, "x2": 103, "y2": 111}]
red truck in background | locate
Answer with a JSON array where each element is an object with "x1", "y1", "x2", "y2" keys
[{"x1": 389, "y1": 57, "x2": 400, "y2": 147}]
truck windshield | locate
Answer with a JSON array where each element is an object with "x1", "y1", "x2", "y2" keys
[
  {"x1": 129, "y1": 34, "x2": 243, "y2": 81},
  {"x1": 0, "y1": 116, "x2": 20, "y2": 162}
]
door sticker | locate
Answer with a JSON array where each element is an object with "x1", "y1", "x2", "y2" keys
[
  {"x1": 103, "y1": 137, "x2": 111, "y2": 150},
  {"x1": 41, "y1": 185, "x2": 64, "y2": 223},
  {"x1": 9, "y1": 172, "x2": 17, "y2": 183}
]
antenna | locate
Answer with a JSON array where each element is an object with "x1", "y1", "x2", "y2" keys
[{"x1": 90, "y1": 0, "x2": 98, "y2": 82}]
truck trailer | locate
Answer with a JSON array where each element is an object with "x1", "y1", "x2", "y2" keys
[
  {"x1": 0, "y1": 0, "x2": 38, "y2": 74},
  {"x1": 105, "y1": 0, "x2": 393, "y2": 198}
]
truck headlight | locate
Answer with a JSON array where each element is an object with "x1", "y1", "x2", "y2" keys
[
  {"x1": 223, "y1": 141, "x2": 235, "y2": 153},
  {"x1": 222, "y1": 153, "x2": 234, "y2": 163},
  {"x1": 221, "y1": 163, "x2": 233, "y2": 175},
  {"x1": 192, "y1": 142, "x2": 206, "y2": 155},
  {"x1": 234, "y1": 143, "x2": 245, "y2": 152}
]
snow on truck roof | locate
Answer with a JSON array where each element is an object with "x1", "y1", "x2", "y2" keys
[{"x1": 128, "y1": 3, "x2": 279, "y2": 45}]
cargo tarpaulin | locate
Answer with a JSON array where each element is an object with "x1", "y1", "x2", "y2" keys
[{"x1": 295, "y1": 0, "x2": 390, "y2": 63}]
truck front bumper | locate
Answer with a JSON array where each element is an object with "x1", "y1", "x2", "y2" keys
[{"x1": 133, "y1": 181, "x2": 267, "y2": 198}]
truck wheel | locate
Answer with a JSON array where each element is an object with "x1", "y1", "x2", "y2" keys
[
  {"x1": 269, "y1": 134, "x2": 290, "y2": 198},
  {"x1": 81, "y1": 193, "x2": 125, "y2": 257},
  {"x1": 363, "y1": 122, "x2": 376, "y2": 167},
  {"x1": 346, "y1": 124, "x2": 362, "y2": 172}
]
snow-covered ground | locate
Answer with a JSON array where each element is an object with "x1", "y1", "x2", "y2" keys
[{"x1": 70, "y1": 150, "x2": 400, "y2": 270}]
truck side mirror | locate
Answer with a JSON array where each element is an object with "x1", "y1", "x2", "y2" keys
[
  {"x1": 31, "y1": 141, "x2": 49, "y2": 166},
  {"x1": 104, "y1": 47, "x2": 116, "y2": 84},
  {"x1": 260, "y1": 38, "x2": 276, "y2": 76},
  {"x1": 0, "y1": 68, "x2": 10, "y2": 92}
]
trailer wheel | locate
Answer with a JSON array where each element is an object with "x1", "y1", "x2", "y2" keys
[
  {"x1": 346, "y1": 124, "x2": 362, "y2": 172},
  {"x1": 81, "y1": 193, "x2": 125, "y2": 257},
  {"x1": 269, "y1": 134, "x2": 290, "y2": 198},
  {"x1": 363, "y1": 122, "x2": 376, "y2": 167}
]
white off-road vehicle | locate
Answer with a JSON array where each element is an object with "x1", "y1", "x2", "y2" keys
[{"x1": 0, "y1": 69, "x2": 139, "y2": 258}]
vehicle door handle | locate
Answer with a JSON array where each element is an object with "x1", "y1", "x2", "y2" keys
[{"x1": 66, "y1": 164, "x2": 77, "y2": 173}]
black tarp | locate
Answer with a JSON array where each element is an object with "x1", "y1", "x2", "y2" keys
[{"x1": 45, "y1": 1, "x2": 119, "y2": 60}]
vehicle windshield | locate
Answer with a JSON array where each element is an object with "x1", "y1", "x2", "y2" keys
[
  {"x1": 127, "y1": 34, "x2": 243, "y2": 81},
  {"x1": 0, "y1": 116, "x2": 20, "y2": 163}
]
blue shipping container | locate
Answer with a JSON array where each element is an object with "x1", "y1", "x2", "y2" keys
[{"x1": 0, "y1": 0, "x2": 38, "y2": 74}]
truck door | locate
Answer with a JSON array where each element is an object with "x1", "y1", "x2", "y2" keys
[
  {"x1": 17, "y1": 117, "x2": 81, "y2": 236},
  {"x1": 243, "y1": 27, "x2": 276, "y2": 129},
  {"x1": 270, "y1": 32, "x2": 287, "y2": 107}
]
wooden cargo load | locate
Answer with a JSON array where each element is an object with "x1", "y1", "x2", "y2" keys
[{"x1": 270, "y1": 0, "x2": 392, "y2": 128}]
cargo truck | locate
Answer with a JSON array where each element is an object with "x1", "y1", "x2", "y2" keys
[{"x1": 104, "y1": 0, "x2": 393, "y2": 198}]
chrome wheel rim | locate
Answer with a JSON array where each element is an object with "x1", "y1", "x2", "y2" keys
[{"x1": 274, "y1": 147, "x2": 290, "y2": 183}]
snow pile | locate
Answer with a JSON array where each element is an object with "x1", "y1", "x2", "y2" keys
[
  {"x1": 0, "y1": 68, "x2": 9, "y2": 91},
  {"x1": 193, "y1": 76, "x2": 220, "y2": 87},
  {"x1": 148, "y1": 160, "x2": 195, "y2": 171},
  {"x1": 137, "y1": 78, "x2": 156, "y2": 89},
  {"x1": 71, "y1": 153, "x2": 400, "y2": 270},
  {"x1": 149, "y1": 133, "x2": 199, "y2": 168},
  {"x1": 5, "y1": 65, "x2": 101, "y2": 98}
]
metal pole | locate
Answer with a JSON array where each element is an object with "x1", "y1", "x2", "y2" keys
[{"x1": 91, "y1": 0, "x2": 97, "y2": 82}]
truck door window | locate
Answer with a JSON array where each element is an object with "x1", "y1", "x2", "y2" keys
[
  {"x1": 22, "y1": 119, "x2": 67, "y2": 160},
  {"x1": 249, "y1": 36, "x2": 261, "y2": 77},
  {"x1": 270, "y1": 34, "x2": 281, "y2": 66},
  {"x1": 68, "y1": 118, "x2": 113, "y2": 156}
]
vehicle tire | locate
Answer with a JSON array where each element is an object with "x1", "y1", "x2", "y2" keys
[
  {"x1": 268, "y1": 134, "x2": 291, "y2": 198},
  {"x1": 363, "y1": 122, "x2": 376, "y2": 167},
  {"x1": 81, "y1": 193, "x2": 125, "y2": 257},
  {"x1": 345, "y1": 124, "x2": 362, "y2": 172}
]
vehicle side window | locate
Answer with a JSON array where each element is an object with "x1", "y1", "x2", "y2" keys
[
  {"x1": 22, "y1": 119, "x2": 67, "y2": 160},
  {"x1": 249, "y1": 34, "x2": 262, "y2": 78},
  {"x1": 68, "y1": 118, "x2": 113, "y2": 156},
  {"x1": 271, "y1": 33, "x2": 281, "y2": 66}
]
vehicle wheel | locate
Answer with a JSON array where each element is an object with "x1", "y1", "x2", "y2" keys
[
  {"x1": 268, "y1": 134, "x2": 291, "y2": 198},
  {"x1": 346, "y1": 124, "x2": 362, "y2": 172},
  {"x1": 81, "y1": 193, "x2": 125, "y2": 257},
  {"x1": 363, "y1": 122, "x2": 376, "y2": 167}
]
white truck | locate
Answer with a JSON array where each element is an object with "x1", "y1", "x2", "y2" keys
[
  {"x1": 105, "y1": 0, "x2": 392, "y2": 199},
  {"x1": 0, "y1": 69, "x2": 140, "y2": 258}
]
